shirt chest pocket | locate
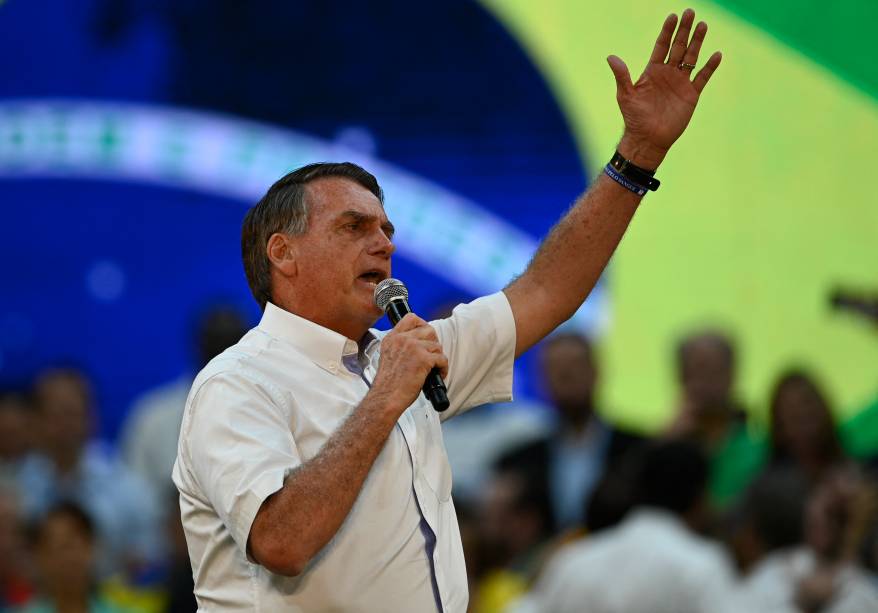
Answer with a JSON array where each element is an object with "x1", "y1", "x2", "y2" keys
[{"x1": 407, "y1": 397, "x2": 453, "y2": 502}]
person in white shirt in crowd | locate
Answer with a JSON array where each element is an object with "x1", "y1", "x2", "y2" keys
[
  {"x1": 513, "y1": 440, "x2": 736, "y2": 613},
  {"x1": 17, "y1": 368, "x2": 161, "y2": 576},
  {"x1": 725, "y1": 465, "x2": 810, "y2": 577},
  {"x1": 121, "y1": 305, "x2": 248, "y2": 497},
  {"x1": 735, "y1": 467, "x2": 878, "y2": 613},
  {"x1": 172, "y1": 8, "x2": 723, "y2": 611}
]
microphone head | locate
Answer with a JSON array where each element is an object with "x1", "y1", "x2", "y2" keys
[{"x1": 374, "y1": 278, "x2": 408, "y2": 312}]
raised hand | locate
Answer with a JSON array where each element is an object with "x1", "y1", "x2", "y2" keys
[{"x1": 607, "y1": 8, "x2": 722, "y2": 169}]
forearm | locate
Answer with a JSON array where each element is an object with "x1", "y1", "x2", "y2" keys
[
  {"x1": 248, "y1": 387, "x2": 401, "y2": 575},
  {"x1": 503, "y1": 7, "x2": 722, "y2": 356},
  {"x1": 505, "y1": 149, "x2": 651, "y2": 355}
]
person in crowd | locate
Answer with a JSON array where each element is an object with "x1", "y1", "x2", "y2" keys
[
  {"x1": 0, "y1": 390, "x2": 33, "y2": 486},
  {"x1": 667, "y1": 329, "x2": 765, "y2": 506},
  {"x1": 16, "y1": 368, "x2": 160, "y2": 575},
  {"x1": 724, "y1": 465, "x2": 809, "y2": 575},
  {"x1": 470, "y1": 470, "x2": 554, "y2": 613},
  {"x1": 514, "y1": 440, "x2": 735, "y2": 613},
  {"x1": 13, "y1": 502, "x2": 133, "y2": 613},
  {"x1": 495, "y1": 333, "x2": 642, "y2": 532},
  {"x1": 769, "y1": 370, "x2": 847, "y2": 484},
  {"x1": 437, "y1": 294, "x2": 553, "y2": 506},
  {"x1": 1, "y1": 485, "x2": 34, "y2": 609},
  {"x1": 668, "y1": 330, "x2": 743, "y2": 446},
  {"x1": 580, "y1": 444, "x2": 645, "y2": 534},
  {"x1": 735, "y1": 467, "x2": 878, "y2": 612},
  {"x1": 121, "y1": 305, "x2": 248, "y2": 497}
]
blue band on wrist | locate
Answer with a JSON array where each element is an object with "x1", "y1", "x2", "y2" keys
[{"x1": 604, "y1": 163, "x2": 648, "y2": 196}]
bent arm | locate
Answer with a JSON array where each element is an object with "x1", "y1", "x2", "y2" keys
[
  {"x1": 248, "y1": 314, "x2": 446, "y2": 576},
  {"x1": 248, "y1": 386, "x2": 401, "y2": 576},
  {"x1": 504, "y1": 9, "x2": 722, "y2": 356}
]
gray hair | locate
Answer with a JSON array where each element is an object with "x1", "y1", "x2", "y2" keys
[{"x1": 241, "y1": 162, "x2": 384, "y2": 310}]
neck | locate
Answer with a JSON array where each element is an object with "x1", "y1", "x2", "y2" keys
[{"x1": 273, "y1": 297, "x2": 373, "y2": 343}]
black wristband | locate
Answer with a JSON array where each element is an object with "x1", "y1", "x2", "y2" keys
[{"x1": 609, "y1": 151, "x2": 660, "y2": 192}]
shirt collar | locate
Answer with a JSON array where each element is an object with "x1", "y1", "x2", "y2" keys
[{"x1": 259, "y1": 302, "x2": 377, "y2": 373}]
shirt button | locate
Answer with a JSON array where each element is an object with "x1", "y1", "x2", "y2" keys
[{"x1": 327, "y1": 361, "x2": 337, "y2": 372}]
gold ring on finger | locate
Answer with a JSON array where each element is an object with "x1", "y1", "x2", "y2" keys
[{"x1": 678, "y1": 62, "x2": 696, "y2": 70}]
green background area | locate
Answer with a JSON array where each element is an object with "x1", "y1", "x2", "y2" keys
[
  {"x1": 483, "y1": 0, "x2": 878, "y2": 431},
  {"x1": 713, "y1": 0, "x2": 878, "y2": 102}
]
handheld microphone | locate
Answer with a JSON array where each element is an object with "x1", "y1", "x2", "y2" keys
[{"x1": 374, "y1": 278, "x2": 450, "y2": 412}]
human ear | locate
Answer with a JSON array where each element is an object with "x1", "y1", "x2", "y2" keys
[{"x1": 266, "y1": 233, "x2": 297, "y2": 278}]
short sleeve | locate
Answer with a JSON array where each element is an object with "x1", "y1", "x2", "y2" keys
[
  {"x1": 430, "y1": 291, "x2": 516, "y2": 421},
  {"x1": 180, "y1": 371, "x2": 301, "y2": 557}
]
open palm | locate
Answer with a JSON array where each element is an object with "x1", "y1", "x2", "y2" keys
[{"x1": 608, "y1": 9, "x2": 722, "y2": 166}]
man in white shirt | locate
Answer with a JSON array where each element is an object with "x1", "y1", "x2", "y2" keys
[
  {"x1": 513, "y1": 441, "x2": 736, "y2": 613},
  {"x1": 173, "y1": 8, "x2": 723, "y2": 612}
]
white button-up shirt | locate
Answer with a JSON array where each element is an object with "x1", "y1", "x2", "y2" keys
[
  {"x1": 172, "y1": 292, "x2": 515, "y2": 612},
  {"x1": 515, "y1": 509, "x2": 737, "y2": 613},
  {"x1": 735, "y1": 548, "x2": 878, "y2": 613}
]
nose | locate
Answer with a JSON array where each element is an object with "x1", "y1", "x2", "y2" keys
[{"x1": 370, "y1": 228, "x2": 395, "y2": 257}]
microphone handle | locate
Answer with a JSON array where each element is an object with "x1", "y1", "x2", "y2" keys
[{"x1": 385, "y1": 299, "x2": 450, "y2": 412}]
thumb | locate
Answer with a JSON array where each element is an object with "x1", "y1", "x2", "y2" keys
[{"x1": 606, "y1": 55, "x2": 632, "y2": 94}]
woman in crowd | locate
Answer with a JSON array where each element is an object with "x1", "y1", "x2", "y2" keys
[{"x1": 769, "y1": 371, "x2": 847, "y2": 484}]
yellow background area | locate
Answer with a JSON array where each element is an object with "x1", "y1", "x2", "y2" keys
[{"x1": 483, "y1": 0, "x2": 878, "y2": 431}]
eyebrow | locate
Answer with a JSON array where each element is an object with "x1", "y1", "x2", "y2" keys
[{"x1": 339, "y1": 210, "x2": 395, "y2": 238}]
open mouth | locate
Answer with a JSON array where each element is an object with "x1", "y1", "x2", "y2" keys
[{"x1": 357, "y1": 270, "x2": 386, "y2": 286}]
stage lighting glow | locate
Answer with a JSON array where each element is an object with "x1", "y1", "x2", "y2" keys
[{"x1": 0, "y1": 99, "x2": 607, "y2": 332}]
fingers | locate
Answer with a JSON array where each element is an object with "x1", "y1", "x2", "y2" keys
[
  {"x1": 422, "y1": 340, "x2": 444, "y2": 356},
  {"x1": 606, "y1": 55, "x2": 632, "y2": 95},
  {"x1": 392, "y1": 312, "x2": 428, "y2": 332},
  {"x1": 692, "y1": 51, "x2": 722, "y2": 93},
  {"x1": 420, "y1": 343, "x2": 449, "y2": 380},
  {"x1": 434, "y1": 353, "x2": 449, "y2": 381},
  {"x1": 667, "y1": 8, "x2": 696, "y2": 65},
  {"x1": 408, "y1": 323, "x2": 439, "y2": 343},
  {"x1": 409, "y1": 339, "x2": 449, "y2": 380},
  {"x1": 681, "y1": 21, "x2": 707, "y2": 69},
  {"x1": 648, "y1": 13, "x2": 678, "y2": 64},
  {"x1": 387, "y1": 314, "x2": 440, "y2": 344}
]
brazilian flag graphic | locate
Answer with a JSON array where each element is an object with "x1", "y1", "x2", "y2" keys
[{"x1": 485, "y1": 1, "x2": 878, "y2": 432}]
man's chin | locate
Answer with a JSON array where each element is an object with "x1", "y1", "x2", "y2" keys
[
  {"x1": 357, "y1": 302, "x2": 383, "y2": 327},
  {"x1": 366, "y1": 306, "x2": 383, "y2": 325}
]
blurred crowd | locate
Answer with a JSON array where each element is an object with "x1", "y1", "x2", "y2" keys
[
  {"x1": 450, "y1": 327, "x2": 878, "y2": 613},
  {"x1": 1, "y1": 303, "x2": 877, "y2": 613},
  {"x1": 0, "y1": 306, "x2": 248, "y2": 613}
]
